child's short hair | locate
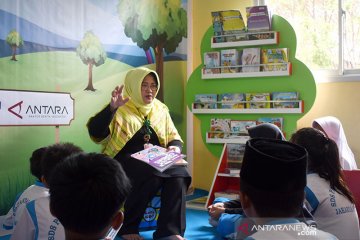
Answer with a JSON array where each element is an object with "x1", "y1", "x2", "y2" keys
[
  {"x1": 49, "y1": 152, "x2": 131, "y2": 236},
  {"x1": 30, "y1": 147, "x2": 47, "y2": 180},
  {"x1": 41, "y1": 143, "x2": 83, "y2": 182},
  {"x1": 240, "y1": 138, "x2": 308, "y2": 218}
]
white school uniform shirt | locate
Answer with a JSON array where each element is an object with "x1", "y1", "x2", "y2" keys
[
  {"x1": 244, "y1": 219, "x2": 338, "y2": 240},
  {"x1": 2, "y1": 181, "x2": 49, "y2": 231},
  {"x1": 10, "y1": 196, "x2": 65, "y2": 240},
  {"x1": 305, "y1": 173, "x2": 360, "y2": 240}
]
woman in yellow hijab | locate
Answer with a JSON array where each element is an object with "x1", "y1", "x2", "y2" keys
[{"x1": 87, "y1": 67, "x2": 191, "y2": 240}]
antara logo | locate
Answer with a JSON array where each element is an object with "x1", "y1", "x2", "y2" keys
[{"x1": 8, "y1": 101, "x2": 23, "y2": 119}]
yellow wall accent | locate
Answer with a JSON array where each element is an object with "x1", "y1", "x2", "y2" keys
[
  {"x1": 298, "y1": 81, "x2": 360, "y2": 165},
  {"x1": 191, "y1": 0, "x2": 252, "y2": 190}
]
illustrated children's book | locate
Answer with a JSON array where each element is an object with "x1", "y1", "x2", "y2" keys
[
  {"x1": 131, "y1": 145, "x2": 186, "y2": 172},
  {"x1": 221, "y1": 49, "x2": 241, "y2": 73},
  {"x1": 261, "y1": 48, "x2": 289, "y2": 71},
  {"x1": 204, "y1": 52, "x2": 221, "y2": 74},
  {"x1": 242, "y1": 48, "x2": 261, "y2": 72},
  {"x1": 257, "y1": 117, "x2": 284, "y2": 130},
  {"x1": 209, "y1": 118, "x2": 231, "y2": 139},
  {"x1": 271, "y1": 92, "x2": 299, "y2": 108},
  {"x1": 226, "y1": 143, "x2": 245, "y2": 168},
  {"x1": 230, "y1": 120, "x2": 256, "y2": 138},
  {"x1": 218, "y1": 93, "x2": 245, "y2": 109},
  {"x1": 211, "y1": 10, "x2": 246, "y2": 43},
  {"x1": 245, "y1": 93, "x2": 271, "y2": 109},
  {"x1": 246, "y1": 5, "x2": 271, "y2": 32},
  {"x1": 194, "y1": 94, "x2": 218, "y2": 109}
]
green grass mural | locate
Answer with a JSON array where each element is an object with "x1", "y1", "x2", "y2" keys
[{"x1": 0, "y1": 51, "x2": 186, "y2": 213}]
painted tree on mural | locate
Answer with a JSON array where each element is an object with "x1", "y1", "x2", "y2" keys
[
  {"x1": 117, "y1": 0, "x2": 187, "y2": 102},
  {"x1": 6, "y1": 30, "x2": 23, "y2": 61},
  {"x1": 76, "y1": 31, "x2": 107, "y2": 91}
]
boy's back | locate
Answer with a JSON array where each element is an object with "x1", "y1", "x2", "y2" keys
[
  {"x1": 10, "y1": 196, "x2": 64, "y2": 240},
  {"x1": 2, "y1": 181, "x2": 49, "y2": 231}
]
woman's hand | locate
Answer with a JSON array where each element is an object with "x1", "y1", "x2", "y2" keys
[
  {"x1": 208, "y1": 203, "x2": 225, "y2": 220},
  {"x1": 110, "y1": 85, "x2": 130, "y2": 112}
]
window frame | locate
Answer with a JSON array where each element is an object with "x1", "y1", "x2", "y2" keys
[{"x1": 257, "y1": 0, "x2": 360, "y2": 82}]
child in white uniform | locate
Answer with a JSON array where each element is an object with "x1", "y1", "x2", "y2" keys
[
  {"x1": 10, "y1": 143, "x2": 82, "y2": 240},
  {"x1": 291, "y1": 128, "x2": 360, "y2": 240},
  {"x1": 238, "y1": 138, "x2": 337, "y2": 239},
  {"x1": 2, "y1": 147, "x2": 48, "y2": 231}
]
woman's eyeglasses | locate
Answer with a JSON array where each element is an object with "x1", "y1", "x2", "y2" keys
[{"x1": 141, "y1": 84, "x2": 158, "y2": 91}]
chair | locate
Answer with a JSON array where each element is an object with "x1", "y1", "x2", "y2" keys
[{"x1": 342, "y1": 170, "x2": 360, "y2": 219}]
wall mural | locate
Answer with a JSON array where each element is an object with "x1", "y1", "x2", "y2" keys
[{"x1": 0, "y1": 0, "x2": 187, "y2": 213}]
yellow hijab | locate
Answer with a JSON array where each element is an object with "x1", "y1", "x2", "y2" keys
[
  {"x1": 94, "y1": 67, "x2": 182, "y2": 157},
  {"x1": 123, "y1": 67, "x2": 160, "y2": 117}
]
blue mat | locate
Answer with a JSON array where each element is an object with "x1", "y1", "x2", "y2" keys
[{"x1": 117, "y1": 209, "x2": 220, "y2": 240}]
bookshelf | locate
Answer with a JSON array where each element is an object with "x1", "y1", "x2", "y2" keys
[{"x1": 185, "y1": 14, "x2": 316, "y2": 210}]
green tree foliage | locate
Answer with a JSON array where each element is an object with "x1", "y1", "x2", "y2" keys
[
  {"x1": 76, "y1": 31, "x2": 107, "y2": 91},
  {"x1": 6, "y1": 30, "x2": 23, "y2": 61},
  {"x1": 117, "y1": 0, "x2": 187, "y2": 101}
]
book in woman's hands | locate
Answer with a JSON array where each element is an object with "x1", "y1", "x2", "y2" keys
[{"x1": 131, "y1": 145, "x2": 186, "y2": 172}]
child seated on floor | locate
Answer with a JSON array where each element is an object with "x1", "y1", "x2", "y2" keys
[
  {"x1": 10, "y1": 142, "x2": 82, "y2": 240},
  {"x1": 49, "y1": 152, "x2": 131, "y2": 240},
  {"x1": 290, "y1": 128, "x2": 360, "y2": 239},
  {"x1": 2, "y1": 146, "x2": 48, "y2": 231},
  {"x1": 237, "y1": 138, "x2": 337, "y2": 239}
]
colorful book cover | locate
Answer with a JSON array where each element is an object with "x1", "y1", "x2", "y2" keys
[
  {"x1": 230, "y1": 120, "x2": 256, "y2": 137},
  {"x1": 261, "y1": 48, "x2": 289, "y2": 71},
  {"x1": 245, "y1": 93, "x2": 271, "y2": 109},
  {"x1": 194, "y1": 94, "x2": 217, "y2": 109},
  {"x1": 271, "y1": 92, "x2": 299, "y2": 108},
  {"x1": 211, "y1": 11, "x2": 224, "y2": 43},
  {"x1": 204, "y1": 52, "x2": 221, "y2": 74},
  {"x1": 242, "y1": 48, "x2": 261, "y2": 72},
  {"x1": 226, "y1": 143, "x2": 245, "y2": 167},
  {"x1": 221, "y1": 49, "x2": 241, "y2": 73},
  {"x1": 246, "y1": 5, "x2": 271, "y2": 32},
  {"x1": 218, "y1": 93, "x2": 245, "y2": 109},
  {"x1": 248, "y1": 32, "x2": 275, "y2": 40},
  {"x1": 257, "y1": 117, "x2": 284, "y2": 130},
  {"x1": 131, "y1": 145, "x2": 186, "y2": 172},
  {"x1": 209, "y1": 118, "x2": 231, "y2": 138}
]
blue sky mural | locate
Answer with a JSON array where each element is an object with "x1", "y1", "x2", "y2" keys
[{"x1": 0, "y1": 0, "x2": 187, "y2": 66}]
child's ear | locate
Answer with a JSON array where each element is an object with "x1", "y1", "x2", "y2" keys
[
  {"x1": 111, "y1": 211, "x2": 124, "y2": 230},
  {"x1": 239, "y1": 191, "x2": 251, "y2": 209}
]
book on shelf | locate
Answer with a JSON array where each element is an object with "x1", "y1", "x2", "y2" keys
[
  {"x1": 211, "y1": 10, "x2": 246, "y2": 43},
  {"x1": 218, "y1": 93, "x2": 245, "y2": 109},
  {"x1": 230, "y1": 120, "x2": 256, "y2": 138},
  {"x1": 204, "y1": 52, "x2": 221, "y2": 74},
  {"x1": 261, "y1": 48, "x2": 289, "y2": 71},
  {"x1": 241, "y1": 48, "x2": 261, "y2": 72},
  {"x1": 246, "y1": 5, "x2": 271, "y2": 32},
  {"x1": 271, "y1": 92, "x2": 299, "y2": 108},
  {"x1": 194, "y1": 94, "x2": 218, "y2": 109},
  {"x1": 209, "y1": 118, "x2": 231, "y2": 139},
  {"x1": 214, "y1": 190, "x2": 240, "y2": 200},
  {"x1": 224, "y1": 168, "x2": 240, "y2": 176},
  {"x1": 245, "y1": 93, "x2": 271, "y2": 109},
  {"x1": 221, "y1": 49, "x2": 241, "y2": 73},
  {"x1": 257, "y1": 117, "x2": 284, "y2": 130},
  {"x1": 227, "y1": 143, "x2": 245, "y2": 167},
  {"x1": 248, "y1": 31, "x2": 275, "y2": 40},
  {"x1": 131, "y1": 145, "x2": 186, "y2": 173}
]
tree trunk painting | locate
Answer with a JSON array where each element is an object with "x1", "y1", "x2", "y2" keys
[
  {"x1": 11, "y1": 46, "x2": 17, "y2": 61},
  {"x1": 85, "y1": 63, "x2": 95, "y2": 91},
  {"x1": 155, "y1": 45, "x2": 164, "y2": 102}
]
